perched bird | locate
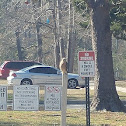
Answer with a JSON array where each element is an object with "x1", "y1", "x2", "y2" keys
[
  {"x1": 59, "y1": 58, "x2": 67, "y2": 74},
  {"x1": 25, "y1": 0, "x2": 29, "y2": 4}
]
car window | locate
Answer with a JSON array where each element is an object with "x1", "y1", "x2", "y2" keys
[
  {"x1": 29, "y1": 67, "x2": 57, "y2": 74},
  {"x1": 5, "y1": 62, "x2": 19, "y2": 69},
  {"x1": 5, "y1": 62, "x2": 41, "y2": 69}
]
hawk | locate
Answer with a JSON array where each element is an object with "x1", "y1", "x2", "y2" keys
[{"x1": 59, "y1": 58, "x2": 67, "y2": 74}]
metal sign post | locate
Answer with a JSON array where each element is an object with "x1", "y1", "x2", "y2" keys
[
  {"x1": 85, "y1": 77, "x2": 90, "y2": 126},
  {"x1": 78, "y1": 51, "x2": 95, "y2": 126}
]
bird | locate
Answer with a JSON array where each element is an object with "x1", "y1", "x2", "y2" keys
[
  {"x1": 25, "y1": 0, "x2": 29, "y2": 4},
  {"x1": 59, "y1": 58, "x2": 67, "y2": 74}
]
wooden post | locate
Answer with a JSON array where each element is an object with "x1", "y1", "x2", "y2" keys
[{"x1": 61, "y1": 73, "x2": 68, "y2": 126}]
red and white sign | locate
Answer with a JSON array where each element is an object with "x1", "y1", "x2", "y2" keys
[
  {"x1": 78, "y1": 51, "x2": 95, "y2": 77},
  {"x1": 44, "y1": 85, "x2": 61, "y2": 111}
]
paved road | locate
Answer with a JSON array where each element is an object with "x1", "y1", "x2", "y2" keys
[
  {"x1": 90, "y1": 84, "x2": 126, "y2": 93},
  {"x1": 116, "y1": 86, "x2": 126, "y2": 93}
]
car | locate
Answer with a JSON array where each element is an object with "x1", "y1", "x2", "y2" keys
[
  {"x1": 0, "y1": 61, "x2": 42, "y2": 79},
  {"x1": 7, "y1": 65, "x2": 85, "y2": 89}
]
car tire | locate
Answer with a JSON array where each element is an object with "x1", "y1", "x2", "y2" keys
[
  {"x1": 20, "y1": 79, "x2": 33, "y2": 85},
  {"x1": 68, "y1": 79, "x2": 78, "y2": 89}
]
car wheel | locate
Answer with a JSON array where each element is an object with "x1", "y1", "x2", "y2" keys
[
  {"x1": 21, "y1": 79, "x2": 33, "y2": 85},
  {"x1": 68, "y1": 79, "x2": 78, "y2": 89}
]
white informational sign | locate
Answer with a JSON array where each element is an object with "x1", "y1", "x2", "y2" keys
[
  {"x1": 0, "y1": 86, "x2": 7, "y2": 111},
  {"x1": 13, "y1": 85, "x2": 39, "y2": 111},
  {"x1": 78, "y1": 51, "x2": 95, "y2": 77},
  {"x1": 44, "y1": 85, "x2": 61, "y2": 111}
]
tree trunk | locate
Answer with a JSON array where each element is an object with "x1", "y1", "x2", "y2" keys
[
  {"x1": 67, "y1": 3, "x2": 76, "y2": 73},
  {"x1": 31, "y1": 0, "x2": 43, "y2": 63},
  {"x1": 36, "y1": 20, "x2": 43, "y2": 63},
  {"x1": 89, "y1": 1, "x2": 126, "y2": 112},
  {"x1": 54, "y1": 42, "x2": 60, "y2": 68},
  {"x1": 60, "y1": 38, "x2": 65, "y2": 58},
  {"x1": 67, "y1": 31, "x2": 76, "y2": 73},
  {"x1": 15, "y1": 29, "x2": 23, "y2": 61},
  {"x1": 53, "y1": 0, "x2": 60, "y2": 68}
]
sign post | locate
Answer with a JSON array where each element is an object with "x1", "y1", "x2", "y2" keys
[
  {"x1": 85, "y1": 77, "x2": 90, "y2": 126},
  {"x1": 61, "y1": 73, "x2": 68, "y2": 126},
  {"x1": 78, "y1": 51, "x2": 95, "y2": 126},
  {"x1": 0, "y1": 86, "x2": 7, "y2": 111}
]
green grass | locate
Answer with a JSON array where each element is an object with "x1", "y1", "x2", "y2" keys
[
  {"x1": 0, "y1": 109, "x2": 126, "y2": 125},
  {"x1": 0, "y1": 79, "x2": 126, "y2": 125}
]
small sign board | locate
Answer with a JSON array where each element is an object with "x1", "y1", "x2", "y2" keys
[
  {"x1": 78, "y1": 51, "x2": 95, "y2": 77},
  {"x1": 0, "y1": 86, "x2": 7, "y2": 111},
  {"x1": 44, "y1": 85, "x2": 61, "y2": 111},
  {"x1": 13, "y1": 85, "x2": 39, "y2": 111}
]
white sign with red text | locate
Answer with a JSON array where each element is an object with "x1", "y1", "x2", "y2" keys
[
  {"x1": 78, "y1": 51, "x2": 95, "y2": 77},
  {"x1": 44, "y1": 85, "x2": 61, "y2": 111}
]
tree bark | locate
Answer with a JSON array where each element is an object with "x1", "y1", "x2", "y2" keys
[
  {"x1": 67, "y1": 3, "x2": 76, "y2": 73},
  {"x1": 31, "y1": 0, "x2": 43, "y2": 63},
  {"x1": 67, "y1": 31, "x2": 76, "y2": 73},
  {"x1": 60, "y1": 38, "x2": 65, "y2": 58},
  {"x1": 53, "y1": 0, "x2": 60, "y2": 68},
  {"x1": 15, "y1": 29, "x2": 23, "y2": 61},
  {"x1": 88, "y1": 0, "x2": 126, "y2": 112},
  {"x1": 36, "y1": 20, "x2": 43, "y2": 63},
  {"x1": 54, "y1": 42, "x2": 60, "y2": 68}
]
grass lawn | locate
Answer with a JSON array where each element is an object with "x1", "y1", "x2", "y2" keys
[
  {"x1": 0, "y1": 110, "x2": 126, "y2": 126},
  {"x1": 0, "y1": 79, "x2": 126, "y2": 125}
]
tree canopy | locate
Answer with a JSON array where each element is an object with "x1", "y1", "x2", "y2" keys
[
  {"x1": 110, "y1": 0, "x2": 126, "y2": 40},
  {"x1": 73, "y1": 0, "x2": 126, "y2": 40}
]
